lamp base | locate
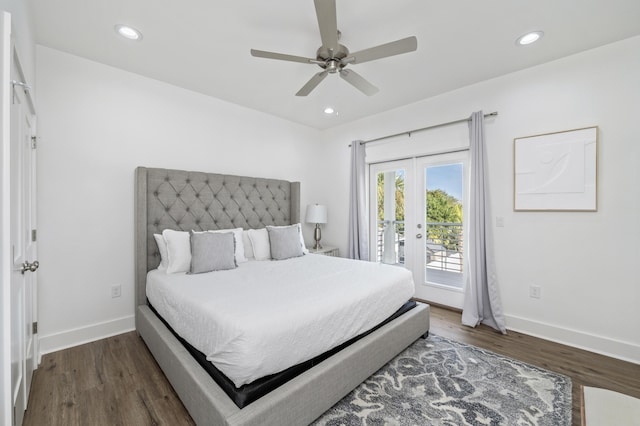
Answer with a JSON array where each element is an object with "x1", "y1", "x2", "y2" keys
[{"x1": 313, "y1": 224, "x2": 322, "y2": 250}]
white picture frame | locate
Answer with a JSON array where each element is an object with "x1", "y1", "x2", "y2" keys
[{"x1": 514, "y1": 126, "x2": 598, "y2": 211}]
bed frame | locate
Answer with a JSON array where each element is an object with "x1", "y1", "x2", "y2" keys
[{"x1": 134, "y1": 166, "x2": 430, "y2": 426}]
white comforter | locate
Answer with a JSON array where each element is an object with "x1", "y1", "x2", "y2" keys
[{"x1": 146, "y1": 254, "x2": 414, "y2": 387}]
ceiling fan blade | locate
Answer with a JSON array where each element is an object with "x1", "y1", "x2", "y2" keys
[
  {"x1": 346, "y1": 36, "x2": 417, "y2": 64},
  {"x1": 339, "y1": 69, "x2": 379, "y2": 96},
  {"x1": 296, "y1": 70, "x2": 330, "y2": 96},
  {"x1": 250, "y1": 49, "x2": 317, "y2": 64},
  {"x1": 314, "y1": 0, "x2": 339, "y2": 52}
]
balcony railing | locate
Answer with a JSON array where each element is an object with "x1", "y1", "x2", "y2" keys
[
  {"x1": 377, "y1": 221, "x2": 464, "y2": 287},
  {"x1": 425, "y1": 222, "x2": 463, "y2": 273}
]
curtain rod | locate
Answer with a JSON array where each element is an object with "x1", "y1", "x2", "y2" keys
[{"x1": 357, "y1": 111, "x2": 498, "y2": 145}]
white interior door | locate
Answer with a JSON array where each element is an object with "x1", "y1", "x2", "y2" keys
[
  {"x1": 9, "y1": 40, "x2": 37, "y2": 426},
  {"x1": 0, "y1": 11, "x2": 11, "y2": 426},
  {"x1": 370, "y1": 152, "x2": 468, "y2": 309}
]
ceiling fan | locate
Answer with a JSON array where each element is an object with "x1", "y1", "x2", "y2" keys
[{"x1": 250, "y1": 0, "x2": 417, "y2": 96}]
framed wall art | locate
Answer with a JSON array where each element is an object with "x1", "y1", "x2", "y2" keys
[{"x1": 514, "y1": 126, "x2": 598, "y2": 211}]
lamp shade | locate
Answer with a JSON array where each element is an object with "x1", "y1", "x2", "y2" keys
[{"x1": 305, "y1": 204, "x2": 327, "y2": 224}]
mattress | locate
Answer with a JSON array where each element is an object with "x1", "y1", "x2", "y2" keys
[
  {"x1": 146, "y1": 254, "x2": 415, "y2": 388},
  {"x1": 149, "y1": 300, "x2": 418, "y2": 408}
]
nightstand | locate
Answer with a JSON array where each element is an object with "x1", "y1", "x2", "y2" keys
[{"x1": 307, "y1": 245, "x2": 339, "y2": 257}]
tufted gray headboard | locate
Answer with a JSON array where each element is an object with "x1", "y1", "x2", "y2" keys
[{"x1": 134, "y1": 167, "x2": 300, "y2": 307}]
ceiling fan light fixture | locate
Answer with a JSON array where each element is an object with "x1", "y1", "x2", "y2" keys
[
  {"x1": 516, "y1": 31, "x2": 543, "y2": 46},
  {"x1": 115, "y1": 24, "x2": 143, "y2": 41}
]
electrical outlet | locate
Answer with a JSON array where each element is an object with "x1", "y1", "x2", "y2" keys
[
  {"x1": 111, "y1": 285, "x2": 122, "y2": 298},
  {"x1": 496, "y1": 216, "x2": 504, "y2": 227},
  {"x1": 529, "y1": 285, "x2": 541, "y2": 299}
]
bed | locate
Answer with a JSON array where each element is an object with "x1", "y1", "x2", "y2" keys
[{"x1": 134, "y1": 166, "x2": 430, "y2": 426}]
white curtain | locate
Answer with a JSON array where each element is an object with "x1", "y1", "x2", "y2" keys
[
  {"x1": 462, "y1": 111, "x2": 507, "y2": 333},
  {"x1": 348, "y1": 140, "x2": 369, "y2": 260}
]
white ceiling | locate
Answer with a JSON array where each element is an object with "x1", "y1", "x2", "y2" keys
[{"x1": 29, "y1": 0, "x2": 640, "y2": 129}]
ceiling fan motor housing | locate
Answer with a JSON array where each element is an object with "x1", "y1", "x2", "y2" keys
[{"x1": 316, "y1": 44, "x2": 349, "y2": 72}]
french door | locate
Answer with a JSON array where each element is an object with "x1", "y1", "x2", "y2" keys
[{"x1": 369, "y1": 152, "x2": 468, "y2": 308}]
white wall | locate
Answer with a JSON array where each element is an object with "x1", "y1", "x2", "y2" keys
[
  {"x1": 318, "y1": 36, "x2": 640, "y2": 363},
  {"x1": 35, "y1": 46, "x2": 322, "y2": 354}
]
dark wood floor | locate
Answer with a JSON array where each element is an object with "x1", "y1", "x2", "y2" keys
[{"x1": 24, "y1": 306, "x2": 640, "y2": 426}]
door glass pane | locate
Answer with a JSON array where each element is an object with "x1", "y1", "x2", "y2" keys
[
  {"x1": 425, "y1": 163, "x2": 464, "y2": 288},
  {"x1": 376, "y1": 169, "x2": 405, "y2": 265}
]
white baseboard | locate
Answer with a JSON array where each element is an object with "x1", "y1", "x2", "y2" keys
[
  {"x1": 38, "y1": 315, "x2": 135, "y2": 361},
  {"x1": 505, "y1": 314, "x2": 640, "y2": 365}
]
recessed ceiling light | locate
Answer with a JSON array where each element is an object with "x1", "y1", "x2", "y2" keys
[
  {"x1": 516, "y1": 31, "x2": 543, "y2": 46},
  {"x1": 324, "y1": 107, "x2": 335, "y2": 114},
  {"x1": 115, "y1": 24, "x2": 143, "y2": 41}
]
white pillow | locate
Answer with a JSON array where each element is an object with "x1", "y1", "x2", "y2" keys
[
  {"x1": 208, "y1": 227, "x2": 247, "y2": 263},
  {"x1": 153, "y1": 234, "x2": 169, "y2": 272},
  {"x1": 298, "y1": 223, "x2": 309, "y2": 254},
  {"x1": 162, "y1": 229, "x2": 191, "y2": 274},
  {"x1": 267, "y1": 223, "x2": 309, "y2": 254},
  {"x1": 248, "y1": 228, "x2": 271, "y2": 261},
  {"x1": 242, "y1": 230, "x2": 255, "y2": 260}
]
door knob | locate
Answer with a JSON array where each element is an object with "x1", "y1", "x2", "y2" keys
[
  {"x1": 416, "y1": 234, "x2": 423, "y2": 239},
  {"x1": 21, "y1": 260, "x2": 39, "y2": 274}
]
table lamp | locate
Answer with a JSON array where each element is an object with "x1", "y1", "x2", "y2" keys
[{"x1": 305, "y1": 204, "x2": 327, "y2": 250}]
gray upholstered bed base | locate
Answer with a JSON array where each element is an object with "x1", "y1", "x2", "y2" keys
[
  {"x1": 138, "y1": 303, "x2": 430, "y2": 425},
  {"x1": 134, "y1": 167, "x2": 430, "y2": 425}
]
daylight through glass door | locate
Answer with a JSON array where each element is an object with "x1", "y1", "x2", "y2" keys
[
  {"x1": 375, "y1": 169, "x2": 406, "y2": 265},
  {"x1": 424, "y1": 163, "x2": 464, "y2": 289},
  {"x1": 370, "y1": 154, "x2": 467, "y2": 309}
]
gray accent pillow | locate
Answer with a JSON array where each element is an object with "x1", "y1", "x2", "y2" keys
[
  {"x1": 267, "y1": 225, "x2": 304, "y2": 260},
  {"x1": 189, "y1": 231, "x2": 237, "y2": 274}
]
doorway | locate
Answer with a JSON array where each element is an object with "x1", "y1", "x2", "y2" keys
[{"x1": 370, "y1": 151, "x2": 468, "y2": 308}]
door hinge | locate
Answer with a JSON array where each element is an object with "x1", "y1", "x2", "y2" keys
[
  {"x1": 31, "y1": 229, "x2": 37, "y2": 242},
  {"x1": 11, "y1": 80, "x2": 32, "y2": 92},
  {"x1": 32, "y1": 322, "x2": 37, "y2": 334},
  {"x1": 31, "y1": 136, "x2": 37, "y2": 149}
]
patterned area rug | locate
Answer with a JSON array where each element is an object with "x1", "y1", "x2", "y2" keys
[{"x1": 313, "y1": 335, "x2": 572, "y2": 425}]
